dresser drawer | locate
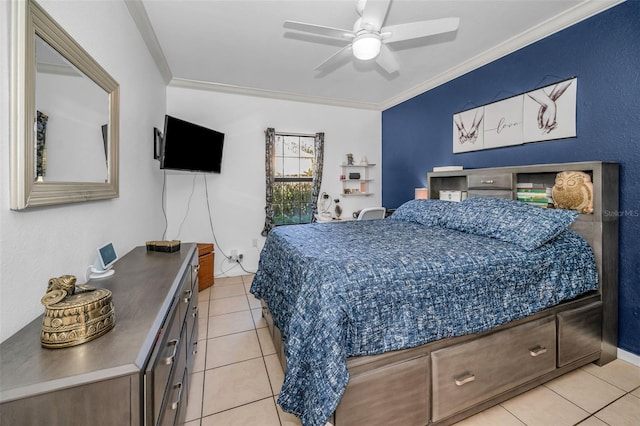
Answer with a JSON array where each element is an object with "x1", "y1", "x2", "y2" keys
[
  {"x1": 159, "y1": 355, "x2": 187, "y2": 426},
  {"x1": 557, "y1": 302, "x2": 602, "y2": 367},
  {"x1": 468, "y1": 189, "x2": 513, "y2": 199},
  {"x1": 186, "y1": 294, "x2": 198, "y2": 354},
  {"x1": 146, "y1": 299, "x2": 182, "y2": 425},
  {"x1": 187, "y1": 324, "x2": 199, "y2": 374},
  {"x1": 178, "y1": 269, "x2": 195, "y2": 326},
  {"x1": 431, "y1": 316, "x2": 556, "y2": 421},
  {"x1": 468, "y1": 173, "x2": 513, "y2": 190}
]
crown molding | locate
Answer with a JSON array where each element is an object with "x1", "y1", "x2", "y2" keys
[
  {"x1": 379, "y1": 0, "x2": 625, "y2": 110},
  {"x1": 124, "y1": 0, "x2": 172, "y2": 84},
  {"x1": 129, "y1": 0, "x2": 623, "y2": 112},
  {"x1": 168, "y1": 78, "x2": 382, "y2": 111}
]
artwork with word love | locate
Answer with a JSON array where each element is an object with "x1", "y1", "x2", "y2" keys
[{"x1": 453, "y1": 77, "x2": 577, "y2": 153}]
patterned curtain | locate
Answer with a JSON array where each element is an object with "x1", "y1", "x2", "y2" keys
[
  {"x1": 310, "y1": 132, "x2": 325, "y2": 221},
  {"x1": 261, "y1": 128, "x2": 276, "y2": 236},
  {"x1": 36, "y1": 111, "x2": 48, "y2": 179}
]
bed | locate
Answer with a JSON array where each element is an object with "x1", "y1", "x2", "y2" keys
[{"x1": 250, "y1": 162, "x2": 618, "y2": 426}]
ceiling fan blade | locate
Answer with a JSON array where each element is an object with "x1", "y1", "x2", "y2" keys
[
  {"x1": 376, "y1": 44, "x2": 399, "y2": 74},
  {"x1": 382, "y1": 17, "x2": 460, "y2": 43},
  {"x1": 360, "y1": 0, "x2": 391, "y2": 31},
  {"x1": 315, "y1": 44, "x2": 353, "y2": 71},
  {"x1": 284, "y1": 20, "x2": 355, "y2": 41}
]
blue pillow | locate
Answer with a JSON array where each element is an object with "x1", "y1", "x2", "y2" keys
[
  {"x1": 390, "y1": 199, "x2": 454, "y2": 227},
  {"x1": 442, "y1": 197, "x2": 579, "y2": 250}
]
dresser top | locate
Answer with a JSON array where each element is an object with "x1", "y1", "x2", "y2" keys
[{"x1": 0, "y1": 243, "x2": 196, "y2": 403}]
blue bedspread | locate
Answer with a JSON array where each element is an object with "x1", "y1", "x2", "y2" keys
[{"x1": 250, "y1": 219, "x2": 598, "y2": 426}]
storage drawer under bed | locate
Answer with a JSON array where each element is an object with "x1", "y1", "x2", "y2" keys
[
  {"x1": 431, "y1": 316, "x2": 556, "y2": 422},
  {"x1": 557, "y1": 302, "x2": 602, "y2": 367},
  {"x1": 335, "y1": 356, "x2": 430, "y2": 426}
]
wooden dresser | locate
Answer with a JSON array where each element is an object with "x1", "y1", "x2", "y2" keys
[
  {"x1": 197, "y1": 243, "x2": 214, "y2": 291},
  {"x1": 0, "y1": 244, "x2": 199, "y2": 426}
]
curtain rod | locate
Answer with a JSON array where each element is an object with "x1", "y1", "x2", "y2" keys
[{"x1": 275, "y1": 131, "x2": 316, "y2": 137}]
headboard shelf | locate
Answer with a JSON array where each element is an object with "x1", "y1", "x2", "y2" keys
[{"x1": 428, "y1": 161, "x2": 619, "y2": 363}]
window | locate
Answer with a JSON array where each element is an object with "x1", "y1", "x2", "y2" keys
[
  {"x1": 273, "y1": 134, "x2": 315, "y2": 225},
  {"x1": 262, "y1": 128, "x2": 325, "y2": 235}
]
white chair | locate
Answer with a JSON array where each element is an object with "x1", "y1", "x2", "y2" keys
[{"x1": 357, "y1": 207, "x2": 386, "y2": 220}]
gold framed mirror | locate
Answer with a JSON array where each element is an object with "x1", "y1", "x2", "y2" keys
[{"x1": 10, "y1": 0, "x2": 119, "y2": 210}]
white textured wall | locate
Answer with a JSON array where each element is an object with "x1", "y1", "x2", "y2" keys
[
  {"x1": 165, "y1": 86, "x2": 382, "y2": 277},
  {"x1": 0, "y1": 1, "x2": 167, "y2": 342}
]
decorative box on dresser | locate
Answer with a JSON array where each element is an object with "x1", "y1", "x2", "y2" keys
[{"x1": 0, "y1": 243, "x2": 200, "y2": 426}]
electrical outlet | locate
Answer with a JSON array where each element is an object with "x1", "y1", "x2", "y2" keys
[
  {"x1": 238, "y1": 253, "x2": 244, "y2": 262},
  {"x1": 229, "y1": 249, "x2": 238, "y2": 261}
]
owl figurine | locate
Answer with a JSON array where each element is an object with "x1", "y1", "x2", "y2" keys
[{"x1": 551, "y1": 171, "x2": 594, "y2": 214}]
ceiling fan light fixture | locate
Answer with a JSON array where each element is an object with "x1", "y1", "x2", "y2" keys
[{"x1": 352, "y1": 33, "x2": 381, "y2": 60}]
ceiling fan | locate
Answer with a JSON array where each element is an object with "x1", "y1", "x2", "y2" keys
[{"x1": 283, "y1": 0, "x2": 460, "y2": 74}]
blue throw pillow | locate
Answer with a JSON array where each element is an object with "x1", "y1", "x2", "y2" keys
[
  {"x1": 442, "y1": 197, "x2": 580, "y2": 250},
  {"x1": 390, "y1": 199, "x2": 454, "y2": 227}
]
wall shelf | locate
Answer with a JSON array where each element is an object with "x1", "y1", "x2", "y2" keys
[{"x1": 340, "y1": 163, "x2": 375, "y2": 196}]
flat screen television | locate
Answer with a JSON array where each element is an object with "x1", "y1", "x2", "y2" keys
[{"x1": 160, "y1": 115, "x2": 225, "y2": 173}]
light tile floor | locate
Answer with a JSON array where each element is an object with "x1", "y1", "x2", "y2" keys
[{"x1": 185, "y1": 274, "x2": 640, "y2": 426}]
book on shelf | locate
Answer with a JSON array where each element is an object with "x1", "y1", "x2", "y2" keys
[
  {"x1": 518, "y1": 196, "x2": 553, "y2": 203},
  {"x1": 517, "y1": 188, "x2": 551, "y2": 193},
  {"x1": 433, "y1": 165, "x2": 463, "y2": 172},
  {"x1": 516, "y1": 182, "x2": 548, "y2": 189},
  {"x1": 517, "y1": 191, "x2": 551, "y2": 199}
]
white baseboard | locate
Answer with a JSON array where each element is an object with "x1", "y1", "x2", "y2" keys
[{"x1": 617, "y1": 348, "x2": 640, "y2": 367}]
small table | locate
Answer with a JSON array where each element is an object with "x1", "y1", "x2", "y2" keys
[{"x1": 197, "y1": 243, "x2": 214, "y2": 291}]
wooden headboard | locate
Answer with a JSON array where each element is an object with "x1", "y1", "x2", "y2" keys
[{"x1": 428, "y1": 161, "x2": 619, "y2": 363}]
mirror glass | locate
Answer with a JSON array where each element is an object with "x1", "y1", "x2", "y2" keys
[
  {"x1": 10, "y1": 0, "x2": 119, "y2": 210},
  {"x1": 35, "y1": 36, "x2": 109, "y2": 183}
]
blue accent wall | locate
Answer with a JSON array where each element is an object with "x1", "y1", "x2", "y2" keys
[{"x1": 382, "y1": 1, "x2": 640, "y2": 356}]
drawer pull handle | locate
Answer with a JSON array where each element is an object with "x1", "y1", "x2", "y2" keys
[
  {"x1": 183, "y1": 289, "x2": 192, "y2": 304},
  {"x1": 193, "y1": 265, "x2": 200, "y2": 273},
  {"x1": 454, "y1": 372, "x2": 476, "y2": 386},
  {"x1": 192, "y1": 306, "x2": 199, "y2": 318},
  {"x1": 192, "y1": 341, "x2": 198, "y2": 356},
  {"x1": 481, "y1": 179, "x2": 495, "y2": 184},
  {"x1": 163, "y1": 339, "x2": 179, "y2": 365},
  {"x1": 170, "y1": 382, "x2": 183, "y2": 410},
  {"x1": 529, "y1": 346, "x2": 547, "y2": 357}
]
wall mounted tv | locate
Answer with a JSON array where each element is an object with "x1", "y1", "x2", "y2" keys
[{"x1": 160, "y1": 115, "x2": 225, "y2": 173}]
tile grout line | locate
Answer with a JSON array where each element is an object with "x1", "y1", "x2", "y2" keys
[
  {"x1": 199, "y1": 396, "x2": 276, "y2": 423},
  {"x1": 578, "y1": 364, "x2": 636, "y2": 393},
  {"x1": 580, "y1": 391, "x2": 636, "y2": 425},
  {"x1": 539, "y1": 383, "x2": 603, "y2": 425}
]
